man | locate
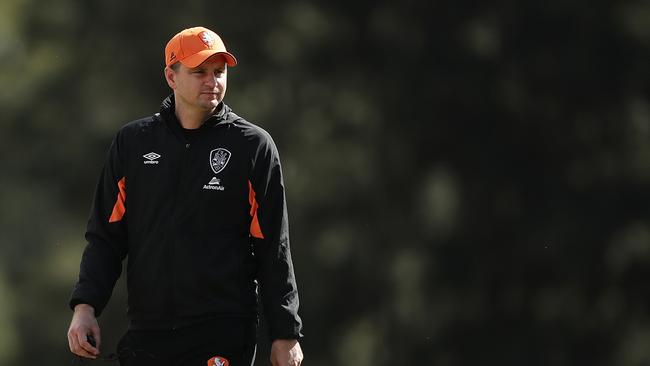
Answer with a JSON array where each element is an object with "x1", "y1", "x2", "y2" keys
[{"x1": 67, "y1": 26, "x2": 303, "y2": 366}]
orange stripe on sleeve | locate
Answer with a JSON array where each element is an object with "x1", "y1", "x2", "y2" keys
[
  {"x1": 248, "y1": 180, "x2": 264, "y2": 239},
  {"x1": 109, "y1": 177, "x2": 126, "y2": 223}
]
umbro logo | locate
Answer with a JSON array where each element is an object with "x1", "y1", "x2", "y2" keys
[{"x1": 143, "y1": 152, "x2": 161, "y2": 164}]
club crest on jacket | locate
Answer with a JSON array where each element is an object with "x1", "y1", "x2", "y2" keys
[{"x1": 210, "y1": 148, "x2": 231, "y2": 174}]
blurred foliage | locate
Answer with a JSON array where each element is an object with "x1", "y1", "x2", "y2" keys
[{"x1": 1, "y1": 0, "x2": 649, "y2": 365}]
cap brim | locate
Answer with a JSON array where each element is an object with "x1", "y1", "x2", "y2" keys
[{"x1": 180, "y1": 50, "x2": 237, "y2": 68}]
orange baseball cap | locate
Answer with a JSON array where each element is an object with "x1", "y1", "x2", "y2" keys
[{"x1": 165, "y1": 26, "x2": 237, "y2": 68}]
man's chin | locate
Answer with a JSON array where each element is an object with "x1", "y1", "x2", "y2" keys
[{"x1": 197, "y1": 100, "x2": 220, "y2": 111}]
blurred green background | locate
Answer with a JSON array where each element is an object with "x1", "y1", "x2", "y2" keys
[{"x1": 1, "y1": 0, "x2": 649, "y2": 365}]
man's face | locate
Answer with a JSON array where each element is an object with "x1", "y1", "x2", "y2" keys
[{"x1": 165, "y1": 55, "x2": 228, "y2": 112}]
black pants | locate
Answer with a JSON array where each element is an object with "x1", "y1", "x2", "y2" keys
[{"x1": 116, "y1": 318, "x2": 257, "y2": 366}]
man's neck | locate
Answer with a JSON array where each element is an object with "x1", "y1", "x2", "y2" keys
[{"x1": 174, "y1": 101, "x2": 215, "y2": 130}]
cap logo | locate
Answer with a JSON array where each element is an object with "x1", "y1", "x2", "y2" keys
[
  {"x1": 169, "y1": 51, "x2": 176, "y2": 62},
  {"x1": 199, "y1": 31, "x2": 215, "y2": 48},
  {"x1": 207, "y1": 356, "x2": 229, "y2": 366}
]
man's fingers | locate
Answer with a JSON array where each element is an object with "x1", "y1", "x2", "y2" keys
[
  {"x1": 67, "y1": 332, "x2": 76, "y2": 353},
  {"x1": 68, "y1": 331, "x2": 97, "y2": 359},
  {"x1": 68, "y1": 305, "x2": 101, "y2": 358},
  {"x1": 92, "y1": 329, "x2": 102, "y2": 350},
  {"x1": 270, "y1": 355, "x2": 278, "y2": 366},
  {"x1": 75, "y1": 331, "x2": 99, "y2": 356},
  {"x1": 74, "y1": 347, "x2": 98, "y2": 359}
]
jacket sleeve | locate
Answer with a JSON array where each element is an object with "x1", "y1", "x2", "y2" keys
[
  {"x1": 69, "y1": 132, "x2": 129, "y2": 316},
  {"x1": 249, "y1": 131, "x2": 303, "y2": 340}
]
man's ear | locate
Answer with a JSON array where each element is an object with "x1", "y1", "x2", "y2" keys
[{"x1": 164, "y1": 66, "x2": 176, "y2": 89}]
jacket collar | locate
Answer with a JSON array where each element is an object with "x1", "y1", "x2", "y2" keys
[{"x1": 160, "y1": 94, "x2": 233, "y2": 132}]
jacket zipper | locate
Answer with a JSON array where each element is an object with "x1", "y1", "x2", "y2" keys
[{"x1": 169, "y1": 140, "x2": 193, "y2": 330}]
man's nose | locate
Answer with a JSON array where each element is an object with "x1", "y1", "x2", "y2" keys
[{"x1": 204, "y1": 75, "x2": 217, "y2": 87}]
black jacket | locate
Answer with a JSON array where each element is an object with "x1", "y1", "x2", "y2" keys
[{"x1": 70, "y1": 95, "x2": 303, "y2": 340}]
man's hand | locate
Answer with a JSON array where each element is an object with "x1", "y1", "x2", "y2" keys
[
  {"x1": 270, "y1": 339, "x2": 303, "y2": 366},
  {"x1": 67, "y1": 304, "x2": 101, "y2": 359}
]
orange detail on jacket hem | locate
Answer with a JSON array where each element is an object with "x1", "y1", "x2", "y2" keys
[
  {"x1": 248, "y1": 180, "x2": 264, "y2": 239},
  {"x1": 109, "y1": 177, "x2": 126, "y2": 223}
]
